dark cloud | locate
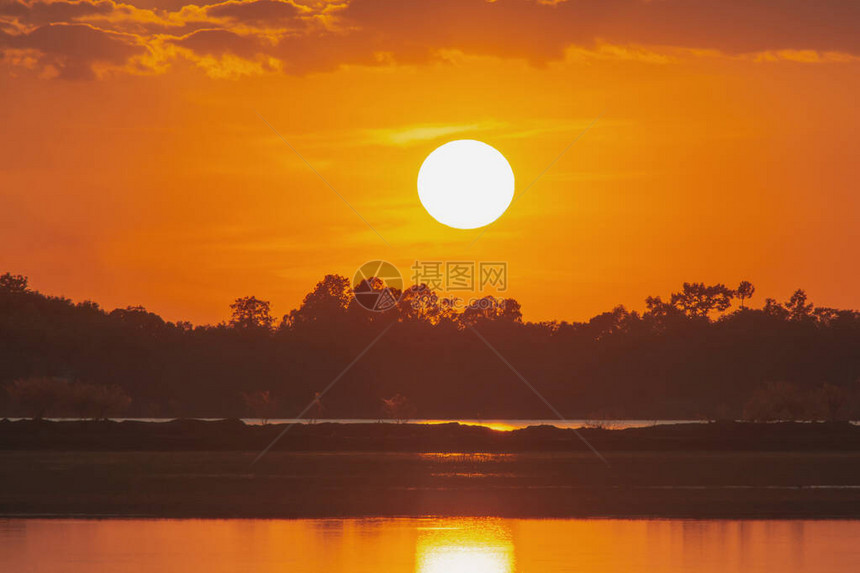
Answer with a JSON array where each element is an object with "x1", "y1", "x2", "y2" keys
[
  {"x1": 0, "y1": 22, "x2": 144, "y2": 78},
  {"x1": 2, "y1": 0, "x2": 860, "y2": 79},
  {"x1": 0, "y1": 0, "x2": 115, "y2": 26},
  {"x1": 340, "y1": 0, "x2": 860, "y2": 62},
  {"x1": 206, "y1": 0, "x2": 306, "y2": 26},
  {"x1": 172, "y1": 27, "x2": 263, "y2": 58},
  {"x1": 261, "y1": 0, "x2": 860, "y2": 74}
]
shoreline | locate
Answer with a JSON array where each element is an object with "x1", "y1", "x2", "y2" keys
[{"x1": 3, "y1": 418, "x2": 860, "y2": 452}]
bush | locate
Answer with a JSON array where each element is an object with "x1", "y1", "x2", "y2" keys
[
  {"x1": 381, "y1": 394, "x2": 416, "y2": 423},
  {"x1": 742, "y1": 381, "x2": 856, "y2": 422},
  {"x1": 743, "y1": 382, "x2": 809, "y2": 421},
  {"x1": 4, "y1": 377, "x2": 70, "y2": 419},
  {"x1": 241, "y1": 390, "x2": 279, "y2": 424},
  {"x1": 4, "y1": 377, "x2": 131, "y2": 420},
  {"x1": 68, "y1": 382, "x2": 132, "y2": 419}
]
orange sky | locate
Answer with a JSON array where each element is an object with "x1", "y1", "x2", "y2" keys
[{"x1": 1, "y1": 0, "x2": 859, "y2": 324}]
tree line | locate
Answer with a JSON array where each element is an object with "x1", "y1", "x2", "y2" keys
[{"x1": 1, "y1": 272, "x2": 858, "y2": 421}]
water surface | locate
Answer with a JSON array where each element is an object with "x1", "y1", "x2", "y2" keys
[
  {"x1": 5, "y1": 417, "x2": 704, "y2": 430},
  {"x1": 1, "y1": 518, "x2": 857, "y2": 572}
]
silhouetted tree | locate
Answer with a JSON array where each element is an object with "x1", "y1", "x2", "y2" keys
[
  {"x1": 0, "y1": 273, "x2": 28, "y2": 293},
  {"x1": 736, "y1": 281, "x2": 755, "y2": 309},
  {"x1": 785, "y1": 289, "x2": 814, "y2": 322},
  {"x1": 643, "y1": 295, "x2": 685, "y2": 330},
  {"x1": 285, "y1": 274, "x2": 351, "y2": 327},
  {"x1": 460, "y1": 296, "x2": 522, "y2": 326},
  {"x1": 230, "y1": 296, "x2": 274, "y2": 330},
  {"x1": 2, "y1": 271, "x2": 859, "y2": 421},
  {"x1": 763, "y1": 297, "x2": 789, "y2": 319},
  {"x1": 670, "y1": 282, "x2": 735, "y2": 319},
  {"x1": 398, "y1": 284, "x2": 455, "y2": 324},
  {"x1": 585, "y1": 306, "x2": 635, "y2": 340},
  {"x1": 110, "y1": 305, "x2": 166, "y2": 330}
]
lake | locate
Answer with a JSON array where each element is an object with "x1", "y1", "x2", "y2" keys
[
  {"x1": 4, "y1": 417, "x2": 706, "y2": 430},
  {"x1": 1, "y1": 518, "x2": 857, "y2": 572},
  {"x1": 9, "y1": 418, "x2": 859, "y2": 433}
]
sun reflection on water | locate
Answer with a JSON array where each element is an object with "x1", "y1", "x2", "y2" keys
[{"x1": 415, "y1": 519, "x2": 515, "y2": 573}]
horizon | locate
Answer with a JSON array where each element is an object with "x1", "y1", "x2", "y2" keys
[{"x1": 4, "y1": 269, "x2": 855, "y2": 327}]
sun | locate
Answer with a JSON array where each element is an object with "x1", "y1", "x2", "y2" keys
[{"x1": 418, "y1": 140, "x2": 515, "y2": 230}]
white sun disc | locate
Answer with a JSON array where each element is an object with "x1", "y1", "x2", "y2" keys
[{"x1": 417, "y1": 139, "x2": 515, "y2": 229}]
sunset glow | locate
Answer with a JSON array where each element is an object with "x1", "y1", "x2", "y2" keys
[
  {"x1": 3, "y1": 3, "x2": 860, "y2": 570},
  {"x1": 416, "y1": 520, "x2": 514, "y2": 573},
  {"x1": 1, "y1": 1, "x2": 858, "y2": 324}
]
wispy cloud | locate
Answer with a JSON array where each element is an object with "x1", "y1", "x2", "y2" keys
[{"x1": 365, "y1": 122, "x2": 506, "y2": 146}]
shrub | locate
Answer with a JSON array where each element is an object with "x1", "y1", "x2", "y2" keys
[
  {"x1": 381, "y1": 393, "x2": 416, "y2": 423},
  {"x1": 4, "y1": 377, "x2": 131, "y2": 420},
  {"x1": 4, "y1": 377, "x2": 70, "y2": 419}
]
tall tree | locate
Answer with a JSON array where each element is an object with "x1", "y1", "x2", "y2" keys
[
  {"x1": 670, "y1": 282, "x2": 735, "y2": 319},
  {"x1": 229, "y1": 296, "x2": 274, "y2": 330},
  {"x1": 285, "y1": 274, "x2": 352, "y2": 327},
  {"x1": 785, "y1": 289, "x2": 814, "y2": 322},
  {"x1": 736, "y1": 280, "x2": 755, "y2": 309}
]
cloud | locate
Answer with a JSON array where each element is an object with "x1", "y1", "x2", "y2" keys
[
  {"x1": 0, "y1": 0, "x2": 114, "y2": 27},
  {"x1": 749, "y1": 49, "x2": 860, "y2": 64},
  {"x1": 370, "y1": 123, "x2": 495, "y2": 146},
  {"x1": 337, "y1": 0, "x2": 860, "y2": 63},
  {"x1": 205, "y1": 0, "x2": 309, "y2": 27},
  {"x1": 0, "y1": 22, "x2": 146, "y2": 78},
  {"x1": 170, "y1": 27, "x2": 282, "y2": 76},
  {"x1": 1, "y1": 0, "x2": 859, "y2": 79},
  {"x1": 172, "y1": 27, "x2": 264, "y2": 58}
]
